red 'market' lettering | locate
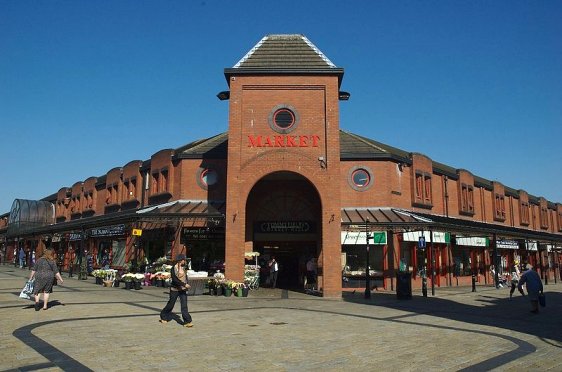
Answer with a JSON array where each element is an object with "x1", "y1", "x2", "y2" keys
[{"x1": 247, "y1": 135, "x2": 321, "y2": 148}]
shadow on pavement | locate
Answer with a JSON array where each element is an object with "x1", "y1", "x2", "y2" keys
[{"x1": 343, "y1": 288, "x2": 562, "y2": 343}]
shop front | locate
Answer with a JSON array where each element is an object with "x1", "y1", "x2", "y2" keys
[
  {"x1": 402, "y1": 231, "x2": 450, "y2": 289},
  {"x1": 341, "y1": 229, "x2": 387, "y2": 289}
]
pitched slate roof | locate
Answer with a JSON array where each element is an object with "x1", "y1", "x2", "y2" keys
[
  {"x1": 224, "y1": 34, "x2": 344, "y2": 84},
  {"x1": 233, "y1": 34, "x2": 337, "y2": 69}
]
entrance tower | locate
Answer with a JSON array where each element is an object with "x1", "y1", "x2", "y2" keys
[{"x1": 222, "y1": 35, "x2": 346, "y2": 297}]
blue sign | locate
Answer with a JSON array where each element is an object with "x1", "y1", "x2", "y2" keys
[{"x1": 418, "y1": 236, "x2": 426, "y2": 249}]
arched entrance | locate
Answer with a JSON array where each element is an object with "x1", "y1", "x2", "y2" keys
[{"x1": 246, "y1": 171, "x2": 321, "y2": 289}]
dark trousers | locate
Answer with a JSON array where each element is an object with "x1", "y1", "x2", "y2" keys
[
  {"x1": 270, "y1": 271, "x2": 278, "y2": 288},
  {"x1": 160, "y1": 290, "x2": 192, "y2": 323}
]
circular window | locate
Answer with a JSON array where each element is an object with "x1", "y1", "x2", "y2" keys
[
  {"x1": 347, "y1": 166, "x2": 374, "y2": 192},
  {"x1": 352, "y1": 169, "x2": 370, "y2": 187},
  {"x1": 273, "y1": 109, "x2": 295, "y2": 129},
  {"x1": 268, "y1": 105, "x2": 299, "y2": 134},
  {"x1": 197, "y1": 168, "x2": 219, "y2": 190}
]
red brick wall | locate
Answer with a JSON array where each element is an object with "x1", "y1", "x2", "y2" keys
[{"x1": 224, "y1": 74, "x2": 342, "y2": 297}]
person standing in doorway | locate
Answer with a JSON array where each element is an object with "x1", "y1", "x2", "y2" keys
[
  {"x1": 306, "y1": 257, "x2": 317, "y2": 290},
  {"x1": 269, "y1": 256, "x2": 279, "y2": 289},
  {"x1": 159, "y1": 254, "x2": 193, "y2": 327},
  {"x1": 518, "y1": 264, "x2": 544, "y2": 313}
]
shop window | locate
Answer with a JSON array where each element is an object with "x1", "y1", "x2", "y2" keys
[
  {"x1": 460, "y1": 184, "x2": 474, "y2": 215},
  {"x1": 519, "y1": 201, "x2": 530, "y2": 226},
  {"x1": 494, "y1": 194, "x2": 506, "y2": 221},
  {"x1": 414, "y1": 171, "x2": 432, "y2": 208}
]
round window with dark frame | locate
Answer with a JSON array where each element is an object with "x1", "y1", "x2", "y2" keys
[
  {"x1": 197, "y1": 168, "x2": 218, "y2": 190},
  {"x1": 268, "y1": 105, "x2": 299, "y2": 134},
  {"x1": 273, "y1": 108, "x2": 295, "y2": 129},
  {"x1": 348, "y1": 166, "x2": 374, "y2": 192}
]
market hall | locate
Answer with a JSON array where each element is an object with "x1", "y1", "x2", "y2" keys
[{"x1": 1, "y1": 34, "x2": 561, "y2": 298}]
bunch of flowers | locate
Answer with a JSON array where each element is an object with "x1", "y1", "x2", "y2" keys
[
  {"x1": 121, "y1": 273, "x2": 145, "y2": 282},
  {"x1": 91, "y1": 269, "x2": 106, "y2": 279},
  {"x1": 207, "y1": 278, "x2": 224, "y2": 289},
  {"x1": 223, "y1": 280, "x2": 238, "y2": 290}
]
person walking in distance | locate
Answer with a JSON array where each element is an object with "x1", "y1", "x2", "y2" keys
[
  {"x1": 159, "y1": 254, "x2": 193, "y2": 327},
  {"x1": 269, "y1": 256, "x2": 279, "y2": 289},
  {"x1": 18, "y1": 247, "x2": 25, "y2": 268},
  {"x1": 518, "y1": 264, "x2": 544, "y2": 313},
  {"x1": 509, "y1": 261, "x2": 525, "y2": 299}
]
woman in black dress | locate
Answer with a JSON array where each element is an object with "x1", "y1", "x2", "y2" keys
[{"x1": 29, "y1": 248, "x2": 64, "y2": 311}]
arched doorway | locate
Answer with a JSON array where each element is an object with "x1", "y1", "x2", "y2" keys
[{"x1": 246, "y1": 171, "x2": 321, "y2": 290}]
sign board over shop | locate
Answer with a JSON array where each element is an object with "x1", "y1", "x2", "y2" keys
[
  {"x1": 68, "y1": 233, "x2": 84, "y2": 241},
  {"x1": 341, "y1": 231, "x2": 387, "y2": 245},
  {"x1": 496, "y1": 239, "x2": 519, "y2": 250},
  {"x1": 51, "y1": 234, "x2": 63, "y2": 243},
  {"x1": 181, "y1": 227, "x2": 223, "y2": 241},
  {"x1": 456, "y1": 236, "x2": 489, "y2": 247},
  {"x1": 255, "y1": 221, "x2": 315, "y2": 234},
  {"x1": 526, "y1": 241, "x2": 538, "y2": 251},
  {"x1": 90, "y1": 224, "x2": 126, "y2": 238},
  {"x1": 403, "y1": 231, "x2": 450, "y2": 244}
]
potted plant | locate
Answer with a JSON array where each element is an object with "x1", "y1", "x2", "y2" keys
[
  {"x1": 121, "y1": 273, "x2": 134, "y2": 289},
  {"x1": 223, "y1": 280, "x2": 236, "y2": 297},
  {"x1": 133, "y1": 273, "x2": 144, "y2": 290}
]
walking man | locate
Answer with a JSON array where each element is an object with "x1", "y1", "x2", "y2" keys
[{"x1": 518, "y1": 264, "x2": 544, "y2": 313}]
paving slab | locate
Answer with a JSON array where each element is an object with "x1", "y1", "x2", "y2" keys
[{"x1": 1, "y1": 265, "x2": 561, "y2": 371}]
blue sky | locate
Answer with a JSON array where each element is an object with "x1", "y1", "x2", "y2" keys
[{"x1": 1, "y1": 1, "x2": 561, "y2": 214}]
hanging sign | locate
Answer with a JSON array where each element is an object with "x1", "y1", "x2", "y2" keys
[
  {"x1": 456, "y1": 236, "x2": 489, "y2": 247},
  {"x1": 132, "y1": 229, "x2": 143, "y2": 236},
  {"x1": 90, "y1": 224, "x2": 126, "y2": 238},
  {"x1": 181, "y1": 227, "x2": 223, "y2": 241},
  {"x1": 341, "y1": 231, "x2": 386, "y2": 245},
  {"x1": 403, "y1": 231, "x2": 450, "y2": 244},
  {"x1": 496, "y1": 239, "x2": 519, "y2": 250},
  {"x1": 255, "y1": 221, "x2": 315, "y2": 234}
]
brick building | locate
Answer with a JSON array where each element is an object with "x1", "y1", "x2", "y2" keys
[{"x1": 1, "y1": 35, "x2": 561, "y2": 297}]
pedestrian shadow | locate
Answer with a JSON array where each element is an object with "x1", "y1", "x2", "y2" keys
[
  {"x1": 343, "y1": 289, "x2": 562, "y2": 344},
  {"x1": 22, "y1": 300, "x2": 65, "y2": 310}
]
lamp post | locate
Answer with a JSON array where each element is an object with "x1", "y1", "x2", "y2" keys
[{"x1": 365, "y1": 217, "x2": 371, "y2": 299}]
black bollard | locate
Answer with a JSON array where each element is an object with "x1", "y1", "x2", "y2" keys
[{"x1": 471, "y1": 273, "x2": 476, "y2": 292}]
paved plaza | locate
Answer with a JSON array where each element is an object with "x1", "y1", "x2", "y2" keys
[{"x1": 0, "y1": 265, "x2": 561, "y2": 372}]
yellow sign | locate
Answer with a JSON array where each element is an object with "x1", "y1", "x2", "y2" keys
[{"x1": 132, "y1": 229, "x2": 143, "y2": 236}]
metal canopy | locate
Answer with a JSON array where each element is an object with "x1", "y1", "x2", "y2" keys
[
  {"x1": 341, "y1": 207, "x2": 562, "y2": 244},
  {"x1": 6, "y1": 199, "x2": 55, "y2": 237}
]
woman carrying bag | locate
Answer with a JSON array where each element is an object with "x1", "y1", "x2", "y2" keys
[{"x1": 29, "y1": 248, "x2": 64, "y2": 311}]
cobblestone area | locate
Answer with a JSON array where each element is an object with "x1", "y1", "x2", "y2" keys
[{"x1": 1, "y1": 265, "x2": 561, "y2": 371}]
